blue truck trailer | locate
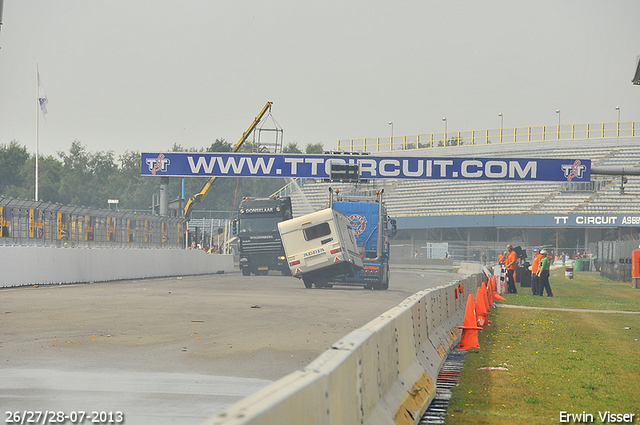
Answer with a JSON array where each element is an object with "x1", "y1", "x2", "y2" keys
[{"x1": 328, "y1": 187, "x2": 396, "y2": 290}]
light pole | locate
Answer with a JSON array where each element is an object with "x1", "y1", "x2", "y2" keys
[
  {"x1": 556, "y1": 109, "x2": 561, "y2": 139},
  {"x1": 442, "y1": 117, "x2": 447, "y2": 143},
  {"x1": 616, "y1": 106, "x2": 620, "y2": 136},
  {"x1": 388, "y1": 121, "x2": 393, "y2": 149},
  {"x1": 498, "y1": 112, "x2": 503, "y2": 143}
]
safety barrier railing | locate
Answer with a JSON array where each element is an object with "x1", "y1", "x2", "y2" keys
[
  {"x1": 0, "y1": 196, "x2": 186, "y2": 249},
  {"x1": 271, "y1": 177, "x2": 307, "y2": 198},
  {"x1": 337, "y1": 121, "x2": 640, "y2": 153}
]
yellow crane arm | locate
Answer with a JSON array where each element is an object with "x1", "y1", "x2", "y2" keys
[{"x1": 183, "y1": 101, "x2": 273, "y2": 218}]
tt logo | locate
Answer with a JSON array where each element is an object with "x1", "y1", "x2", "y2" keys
[
  {"x1": 146, "y1": 154, "x2": 170, "y2": 175},
  {"x1": 561, "y1": 160, "x2": 586, "y2": 181}
]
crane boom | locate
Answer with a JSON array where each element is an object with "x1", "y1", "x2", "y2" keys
[{"x1": 183, "y1": 102, "x2": 273, "y2": 218}]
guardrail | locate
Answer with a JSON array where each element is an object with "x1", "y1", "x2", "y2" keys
[
  {"x1": 203, "y1": 269, "x2": 484, "y2": 425},
  {"x1": 338, "y1": 121, "x2": 640, "y2": 153},
  {"x1": 271, "y1": 177, "x2": 308, "y2": 198},
  {"x1": 0, "y1": 196, "x2": 185, "y2": 249}
]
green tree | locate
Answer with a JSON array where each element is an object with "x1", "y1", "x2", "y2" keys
[
  {"x1": 238, "y1": 141, "x2": 255, "y2": 153},
  {"x1": 56, "y1": 140, "x2": 118, "y2": 207},
  {"x1": 8, "y1": 155, "x2": 63, "y2": 202},
  {"x1": 171, "y1": 143, "x2": 203, "y2": 152},
  {"x1": 106, "y1": 150, "x2": 157, "y2": 210},
  {"x1": 207, "y1": 138, "x2": 232, "y2": 152},
  {"x1": 171, "y1": 143, "x2": 186, "y2": 152},
  {"x1": 56, "y1": 140, "x2": 92, "y2": 205},
  {"x1": 305, "y1": 142, "x2": 324, "y2": 154},
  {"x1": 0, "y1": 140, "x2": 30, "y2": 194},
  {"x1": 283, "y1": 142, "x2": 302, "y2": 153}
]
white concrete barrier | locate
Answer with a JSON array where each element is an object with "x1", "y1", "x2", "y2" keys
[
  {"x1": 458, "y1": 261, "x2": 485, "y2": 275},
  {"x1": 203, "y1": 273, "x2": 483, "y2": 425},
  {"x1": 0, "y1": 247, "x2": 234, "y2": 288}
]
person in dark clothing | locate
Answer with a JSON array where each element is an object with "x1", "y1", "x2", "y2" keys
[
  {"x1": 505, "y1": 244, "x2": 518, "y2": 294},
  {"x1": 530, "y1": 248, "x2": 541, "y2": 295},
  {"x1": 537, "y1": 249, "x2": 553, "y2": 297}
]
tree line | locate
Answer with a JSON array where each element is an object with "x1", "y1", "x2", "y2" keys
[{"x1": 0, "y1": 139, "x2": 324, "y2": 215}]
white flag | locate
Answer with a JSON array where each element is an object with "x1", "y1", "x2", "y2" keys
[{"x1": 37, "y1": 71, "x2": 48, "y2": 116}]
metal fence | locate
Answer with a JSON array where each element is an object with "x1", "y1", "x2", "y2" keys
[
  {"x1": 0, "y1": 196, "x2": 186, "y2": 249},
  {"x1": 597, "y1": 237, "x2": 640, "y2": 282},
  {"x1": 337, "y1": 121, "x2": 640, "y2": 152},
  {"x1": 597, "y1": 236, "x2": 640, "y2": 264}
]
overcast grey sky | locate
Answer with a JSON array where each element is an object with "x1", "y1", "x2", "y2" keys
[{"x1": 1, "y1": 1, "x2": 639, "y2": 159}]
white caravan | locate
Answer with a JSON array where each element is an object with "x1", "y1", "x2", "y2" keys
[{"x1": 278, "y1": 208, "x2": 363, "y2": 288}]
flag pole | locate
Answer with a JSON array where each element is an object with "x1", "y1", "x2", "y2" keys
[{"x1": 35, "y1": 64, "x2": 39, "y2": 201}]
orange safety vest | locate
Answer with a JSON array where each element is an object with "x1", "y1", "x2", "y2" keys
[
  {"x1": 506, "y1": 250, "x2": 517, "y2": 270},
  {"x1": 531, "y1": 253, "x2": 542, "y2": 274}
]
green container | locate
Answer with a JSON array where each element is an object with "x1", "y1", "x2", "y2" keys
[{"x1": 574, "y1": 259, "x2": 589, "y2": 272}]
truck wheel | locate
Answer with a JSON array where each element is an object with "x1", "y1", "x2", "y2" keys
[
  {"x1": 381, "y1": 267, "x2": 390, "y2": 290},
  {"x1": 242, "y1": 269, "x2": 251, "y2": 276},
  {"x1": 303, "y1": 277, "x2": 313, "y2": 289},
  {"x1": 373, "y1": 267, "x2": 389, "y2": 290}
]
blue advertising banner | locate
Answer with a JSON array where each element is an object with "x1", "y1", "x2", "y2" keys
[
  {"x1": 398, "y1": 213, "x2": 640, "y2": 230},
  {"x1": 141, "y1": 153, "x2": 590, "y2": 182}
]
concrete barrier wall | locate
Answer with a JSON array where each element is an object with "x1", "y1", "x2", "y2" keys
[
  {"x1": 0, "y1": 247, "x2": 234, "y2": 288},
  {"x1": 203, "y1": 273, "x2": 483, "y2": 425},
  {"x1": 458, "y1": 261, "x2": 485, "y2": 275},
  {"x1": 390, "y1": 258, "x2": 454, "y2": 269}
]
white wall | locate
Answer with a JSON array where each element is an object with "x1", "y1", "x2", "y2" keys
[{"x1": 0, "y1": 247, "x2": 234, "y2": 288}]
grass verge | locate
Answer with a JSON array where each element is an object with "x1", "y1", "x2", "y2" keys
[
  {"x1": 446, "y1": 269, "x2": 640, "y2": 424},
  {"x1": 498, "y1": 268, "x2": 640, "y2": 311}
]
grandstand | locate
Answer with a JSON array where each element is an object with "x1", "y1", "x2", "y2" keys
[{"x1": 275, "y1": 136, "x2": 640, "y2": 260}]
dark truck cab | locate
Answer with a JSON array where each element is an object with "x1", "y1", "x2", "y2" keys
[{"x1": 234, "y1": 196, "x2": 292, "y2": 276}]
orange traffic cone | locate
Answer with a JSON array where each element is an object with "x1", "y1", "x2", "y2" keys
[
  {"x1": 457, "y1": 294, "x2": 482, "y2": 350},
  {"x1": 476, "y1": 285, "x2": 490, "y2": 326},
  {"x1": 485, "y1": 281, "x2": 493, "y2": 308},
  {"x1": 491, "y1": 275, "x2": 497, "y2": 294},
  {"x1": 492, "y1": 276, "x2": 506, "y2": 301},
  {"x1": 484, "y1": 283, "x2": 495, "y2": 322},
  {"x1": 483, "y1": 282, "x2": 491, "y2": 312},
  {"x1": 484, "y1": 283, "x2": 494, "y2": 322}
]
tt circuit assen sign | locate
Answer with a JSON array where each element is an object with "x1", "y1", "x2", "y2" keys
[{"x1": 141, "y1": 153, "x2": 590, "y2": 182}]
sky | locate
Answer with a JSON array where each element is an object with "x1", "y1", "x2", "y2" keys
[{"x1": 1, "y1": 1, "x2": 640, "y2": 160}]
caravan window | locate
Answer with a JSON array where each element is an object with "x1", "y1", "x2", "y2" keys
[{"x1": 303, "y1": 222, "x2": 331, "y2": 241}]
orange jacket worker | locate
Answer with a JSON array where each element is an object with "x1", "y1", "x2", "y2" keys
[
  {"x1": 531, "y1": 248, "x2": 542, "y2": 295},
  {"x1": 505, "y1": 244, "x2": 518, "y2": 294}
]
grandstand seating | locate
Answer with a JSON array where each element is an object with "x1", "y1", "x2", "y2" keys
[{"x1": 281, "y1": 137, "x2": 640, "y2": 219}]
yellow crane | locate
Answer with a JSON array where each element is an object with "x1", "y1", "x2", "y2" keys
[{"x1": 183, "y1": 101, "x2": 273, "y2": 218}]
